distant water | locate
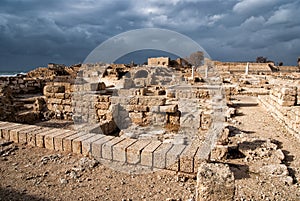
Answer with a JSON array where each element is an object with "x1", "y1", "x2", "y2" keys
[{"x1": 0, "y1": 71, "x2": 27, "y2": 77}]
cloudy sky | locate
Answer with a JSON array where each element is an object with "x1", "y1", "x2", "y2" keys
[{"x1": 0, "y1": 0, "x2": 299, "y2": 71}]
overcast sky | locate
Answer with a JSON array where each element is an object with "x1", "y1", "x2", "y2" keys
[{"x1": 0, "y1": 0, "x2": 299, "y2": 71}]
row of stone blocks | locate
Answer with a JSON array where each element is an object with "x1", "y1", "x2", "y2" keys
[
  {"x1": 0, "y1": 121, "x2": 204, "y2": 173},
  {"x1": 258, "y1": 96, "x2": 300, "y2": 141}
]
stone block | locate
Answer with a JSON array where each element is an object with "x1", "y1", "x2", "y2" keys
[
  {"x1": 166, "y1": 144, "x2": 187, "y2": 171},
  {"x1": 126, "y1": 140, "x2": 151, "y2": 164},
  {"x1": 153, "y1": 143, "x2": 173, "y2": 169},
  {"x1": 0, "y1": 124, "x2": 23, "y2": 141},
  {"x1": 28, "y1": 127, "x2": 55, "y2": 147},
  {"x1": 210, "y1": 145, "x2": 228, "y2": 161},
  {"x1": 196, "y1": 162, "x2": 235, "y2": 201},
  {"x1": 63, "y1": 132, "x2": 88, "y2": 152},
  {"x1": 44, "y1": 129, "x2": 71, "y2": 149},
  {"x1": 126, "y1": 105, "x2": 149, "y2": 112},
  {"x1": 179, "y1": 145, "x2": 198, "y2": 173},
  {"x1": 72, "y1": 134, "x2": 96, "y2": 154},
  {"x1": 112, "y1": 138, "x2": 137, "y2": 162},
  {"x1": 160, "y1": 104, "x2": 178, "y2": 113},
  {"x1": 140, "y1": 141, "x2": 162, "y2": 167},
  {"x1": 33, "y1": 128, "x2": 57, "y2": 148},
  {"x1": 95, "y1": 102, "x2": 110, "y2": 110},
  {"x1": 102, "y1": 137, "x2": 125, "y2": 160},
  {"x1": 138, "y1": 97, "x2": 166, "y2": 106},
  {"x1": 81, "y1": 134, "x2": 105, "y2": 156},
  {"x1": 54, "y1": 93, "x2": 65, "y2": 99},
  {"x1": 18, "y1": 126, "x2": 41, "y2": 144},
  {"x1": 54, "y1": 131, "x2": 78, "y2": 151},
  {"x1": 91, "y1": 136, "x2": 114, "y2": 160},
  {"x1": 9, "y1": 125, "x2": 36, "y2": 143}
]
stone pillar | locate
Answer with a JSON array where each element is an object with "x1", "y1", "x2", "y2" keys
[
  {"x1": 245, "y1": 62, "x2": 249, "y2": 75},
  {"x1": 196, "y1": 162, "x2": 235, "y2": 201},
  {"x1": 192, "y1": 66, "x2": 195, "y2": 79}
]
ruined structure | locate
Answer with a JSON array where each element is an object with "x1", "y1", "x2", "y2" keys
[
  {"x1": 148, "y1": 57, "x2": 170, "y2": 67},
  {"x1": 1, "y1": 57, "x2": 300, "y2": 200}
]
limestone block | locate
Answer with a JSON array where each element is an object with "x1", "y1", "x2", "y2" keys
[
  {"x1": 81, "y1": 134, "x2": 105, "y2": 156},
  {"x1": 196, "y1": 162, "x2": 235, "y2": 201},
  {"x1": 54, "y1": 131, "x2": 78, "y2": 151},
  {"x1": 112, "y1": 138, "x2": 137, "y2": 162},
  {"x1": 160, "y1": 104, "x2": 178, "y2": 113},
  {"x1": 18, "y1": 126, "x2": 41, "y2": 144},
  {"x1": 47, "y1": 98, "x2": 62, "y2": 105},
  {"x1": 179, "y1": 146, "x2": 198, "y2": 173},
  {"x1": 54, "y1": 93, "x2": 65, "y2": 99},
  {"x1": 210, "y1": 145, "x2": 228, "y2": 161},
  {"x1": 9, "y1": 125, "x2": 36, "y2": 143},
  {"x1": 126, "y1": 140, "x2": 151, "y2": 164},
  {"x1": 126, "y1": 105, "x2": 148, "y2": 112},
  {"x1": 95, "y1": 102, "x2": 110, "y2": 110},
  {"x1": 129, "y1": 112, "x2": 143, "y2": 124},
  {"x1": 138, "y1": 97, "x2": 166, "y2": 106},
  {"x1": 166, "y1": 144, "x2": 187, "y2": 171},
  {"x1": 35, "y1": 128, "x2": 59, "y2": 148},
  {"x1": 72, "y1": 134, "x2": 96, "y2": 154},
  {"x1": 153, "y1": 143, "x2": 173, "y2": 169},
  {"x1": 102, "y1": 137, "x2": 125, "y2": 160},
  {"x1": 63, "y1": 132, "x2": 87, "y2": 152},
  {"x1": 140, "y1": 141, "x2": 162, "y2": 167},
  {"x1": 43, "y1": 129, "x2": 69, "y2": 149},
  {"x1": 91, "y1": 135, "x2": 114, "y2": 160}
]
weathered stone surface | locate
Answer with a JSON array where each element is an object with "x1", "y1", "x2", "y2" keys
[
  {"x1": 91, "y1": 135, "x2": 114, "y2": 160},
  {"x1": 153, "y1": 143, "x2": 173, "y2": 169},
  {"x1": 27, "y1": 127, "x2": 54, "y2": 147},
  {"x1": 210, "y1": 145, "x2": 228, "y2": 161},
  {"x1": 112, "y1": 138, "x2": 137, "y2": 162},
  {"x1": 44, "y1": 130, "x2": 71, "y2": 149},
  {"x1": 140, "y1": 141, "x2": 161, "y2": 167},
  {"x1": 54, "y1": 131, "x2": 78, "y2": 151},
  {"x1": 102, "y1": 137, "x2": 125, "y2": 160},
  {"x1": 179, "y1": 146, "x2": 198, "y2": 173},
  {"x1": 165, "y1": 144, "x2": 186, "y2": 171},
  {"x1": 35, "y1": 128, "x2": 59, "y2": 148},
  {"x1": 9, "y1": 125, "x2": 36, "y2": 143},
  {"x1": 81, "y1": 134, "x2": 104, "y2": 156},
  {"x1": 72, "y1": 134, "x2": 95, "y2": 154},
  {"x1": 63, "y1": 132, "x2": 87, "y2": 152},
  {"x1": 196, "y1": 162, "x2": 235, "y2": 201},
  {"x1": 18, "y1": 126, "x2": 41, "y2": 144},
  {"x1": 126, "y1": 139, "x2": 151, "y2": 164}
]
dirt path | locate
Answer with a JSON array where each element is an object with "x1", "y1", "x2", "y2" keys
[
  {"x1": 232, "y1": 95, "x2": 300, "y2": 180},
  {"x1": 230, "y1": 95, "x2": 300, "y2": 200}
]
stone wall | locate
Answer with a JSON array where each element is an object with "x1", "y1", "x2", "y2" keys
[
  {"x1": 148, "y1": 57, "x2": 170, "y2": 67},
  {"x1": 214, "y1": 61, "x2": 273, "y2": 74},
  {"x1": 0, "y1": 75, "x2": 44, "y2": 123}
]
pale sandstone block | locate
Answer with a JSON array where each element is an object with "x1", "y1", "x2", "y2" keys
[
  {"x1": 54, "y1": 131, "x2": 78, "y2": 151},
  {"x1": 91, "y1": 136, "x2": 114, "y2": 160},
  {"x1": 153, "y1": 143, "x2": 173, "y2": 169},
  {"x1": 81, "y1": 134, "x2": 105, "y2": 156},
  {"x1": 112, "y1": 138, "x2": 137, "y2": 162},
  {"x1": 166, "y1": 144, "x2": 187, "y2": 171},
  {"x1": 140, "y1": 141, "x2": 161, "y2": 167},
  {"x1": 102, "y1": 137, "x2": 125, "y2": 160},
  {"x1": 72, "y1": 134, "x2": 96, "y2": 154},
  {"x1": 127, "y1": 140, "x2": 151, "y2": 164}
]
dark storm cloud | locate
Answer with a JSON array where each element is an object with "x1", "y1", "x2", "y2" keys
[{"x1": 0, "y1": 0, "x2": 299, "y2": 71}]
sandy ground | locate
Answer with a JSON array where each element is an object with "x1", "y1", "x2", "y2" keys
[{"x1": 1, "y1": 96, "x2": 300, "y2": 200}]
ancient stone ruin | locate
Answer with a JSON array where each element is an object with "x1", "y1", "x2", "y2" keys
[{"x1": 1, "y1": 57, "x2": 300, "y2": 200}]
